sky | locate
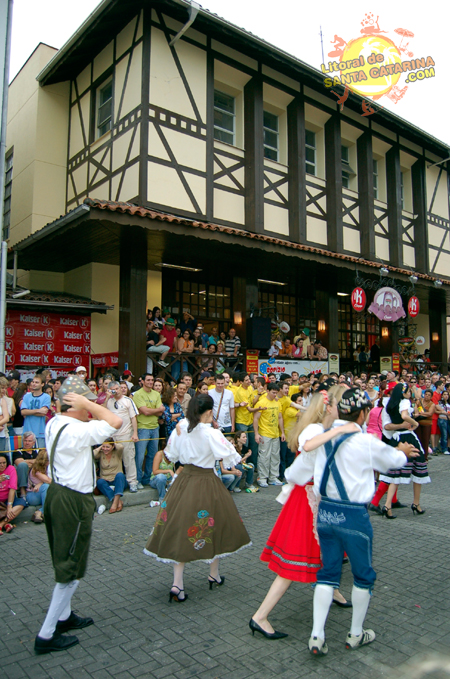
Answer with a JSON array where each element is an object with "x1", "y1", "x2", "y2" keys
[{"x1": 10, "y1": 0, "x2": 450, "y2": 147}]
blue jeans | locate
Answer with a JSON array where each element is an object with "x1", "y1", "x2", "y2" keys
[
  {"x1": 16, "y1": 461, "x2": 31, "y2": 490},
  {"x1": 135, "y1": 428, "x2": 159, "y2": 485},
  {"x1": 96, "y1": 473, "x2": 127, "y2": 502},
  {"x1": 172, "y1": 359, "x2": 187, "y2": 382},
  {"x1": 228, "y1": 463, "x2": 254, "y2": 490},
  {"x1": 316, "y1": 497, "x2": 376, "y2": 592},
  {"x1": 279, "y1": 440, "x2": 295, "y2": 480},
  {"x1": 26, "y1": 484, "x2": 50, "y2": 512},
  {"x1": 221, "y1": 474, "x2": 235, "y2": 489},
  {"x1": 438, "y1": 419, "x2": 449, "y2": 451},
  {"x1": 149, "y1": 474, "x2": 170, "y2": 500}
]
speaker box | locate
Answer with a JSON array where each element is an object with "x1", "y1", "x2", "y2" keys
[{"x1": 246, "y1": 317, "x2": 271, "y2": 350}]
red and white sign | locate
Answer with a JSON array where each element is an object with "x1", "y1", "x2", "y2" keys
[
  {"x1": 408, "y1": 296, "x2": 420, "y2": 318},
  {"x1": 91, "y1": 352, "x2": 118, "y2": 367},
  {"x1": 351, "y1": 287, "x2": 366, "y2": 312},
  {"x1": 5, "y1": 310, "x2": 91, "y2": 368}
]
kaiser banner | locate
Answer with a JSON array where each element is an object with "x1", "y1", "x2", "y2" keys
[
  {"x1": 5, "y1": 310, "x2": 91, "y2": 368},
  {"x1": 258, "y1": 358, "x2": 328, "y2": 379}
]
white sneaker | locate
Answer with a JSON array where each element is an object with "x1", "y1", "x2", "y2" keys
[
  {"x1": 137, "y1": 482, "x2": 144, "y2": 490},
  {"x1": 444, "y1": 450, "x2": 450, "y2": 455},
  {"x1": 129, "y1": 482, "x2": 138, "y2": 493},
  {"x1": 158, "y1": 360, "x2": 169, "y2": 367},
  {"x1": 233, "y1": 487, "x2": 242, "y2": 493},
  {"x1": 345, "y1": 629, "x2": 376, "y2": 650},
  {"x1": 257, "y1": 479, "x2": 268, "y2": 488},
  {"x1": 268, "y1": 478, "x2": 284, "y2": 486},
  {"x1": 308, "y1": 636, "x2": 328, "y2": 655}
]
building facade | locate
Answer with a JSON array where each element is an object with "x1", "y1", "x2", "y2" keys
[{"x1": 5, "y1": 0, "x2": 450, "y2": 375}]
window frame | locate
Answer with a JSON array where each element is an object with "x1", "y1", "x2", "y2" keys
[
  {"x1": 95, "y1": 76, "x2": 113, "y2": 140},
  {"x1": 305, "y1": 129, "x2": 316, "y2": 176},
  {"x1": 373, "y1": 159, "x2": 378, "y2": 199},
  {"x1": 263, "y1": 110, "x2": 279, "y2": 162},
  {"x1": 213, "y1": 89, "x2": 236, "y2": 146}
]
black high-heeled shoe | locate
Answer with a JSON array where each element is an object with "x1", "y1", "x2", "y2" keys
[
  {"x1": 411, "y1": 503, "x2": 425, "y2": 515},
  {"x1": 208, "y1": 576, "x2": 225, "y2": 590},
  {"x1": 382, "y1": 505, "x2": 397, "y2": 519},
  {"x1": 169, "y1": 586, "x2": 188, "y2": 603},
  {"x1": 249, "y1": 618, "x2": 288, "y2": 639}
]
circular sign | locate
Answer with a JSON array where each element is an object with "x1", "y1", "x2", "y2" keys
[
  {"x1": 341, "y1": 35, "x2": 402, "y2": 98},
  {"x1": 368, "y1": 287, "x2": 405, "y2": 322},
  {"x1": 415, "y1": 336, "x2": 425, "y2": 347},
  {"x1": 351, "y1": 287, "x2": 366, "y2": 312},
  {"x1": 408, "y1": 296, "x2": 420, "y2": 318}
]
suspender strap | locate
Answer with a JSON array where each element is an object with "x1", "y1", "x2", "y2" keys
[
  {"x1": 320, "y1": 433, "x2": 357, "y2": 501},
  {"x1": 50, "y1": 423, "x2": 69, "y2": 478}
]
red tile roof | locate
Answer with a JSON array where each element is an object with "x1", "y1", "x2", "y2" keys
[{"x1": 84, "y1": 198, "x2": 442, "y2": 284}]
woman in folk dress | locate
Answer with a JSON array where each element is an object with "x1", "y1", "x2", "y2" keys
[
  {"x1": 249, "y1": 390, "x2": 356, "y2": 639},
  {"x1": 144, "y1": 394, "x2": 251, "y2": 602}
]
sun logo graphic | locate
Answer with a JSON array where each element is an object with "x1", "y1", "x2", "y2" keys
[{"x1": 321, "y1": 13, "x2": 435, "y2": 112}]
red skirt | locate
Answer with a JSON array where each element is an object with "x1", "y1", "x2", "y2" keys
[{"x1": 260, "y1": 484, "x2": 321, "y2": 583}]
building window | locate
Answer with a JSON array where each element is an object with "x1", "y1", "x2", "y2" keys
[
  {"x1": 3, "y1": 150, "x2": 13, "y2": 240},
  {"x1": 96, "y1": 78, "x2": 113, "y2": 138},
  {"x1": 305, "y1": 129, "x2": 316, "y2": 176},
  {"x1": 214, "y1": 90, "x2": 235, "y2": 146},
  {"x1": 342, "y1": 145, "x2": 350, "y2": 188},
  {"x1": 263, "y1": 111, "x2": 279, "y2": 161},
  {"x1": 400, "y1": 172, "x2": 404, "y2": 210},
  {"x1": 373, "y1": 159, "x2": 378, "y2": 199}
]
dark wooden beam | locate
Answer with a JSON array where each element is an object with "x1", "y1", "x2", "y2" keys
[
  {"x1": 411, "y1": 157, "x2": 428, "y2": 274},
  {"x1": 386, "y1": 145, "x2": 402, "y2": 268},
  {"x1": 357, "y1": 130, "x2": 375, "y2": 260},
  {"x1": 287, "y1": 97, "x2": 306, "y2": 244},
  {"x1": 119, "y1": 226, "x2": 147, "y2": 377},
  {"x1": 429, "y1": 292, "x2": 448, "y2": 365},
  {"x1": 139, "y1": 6, "x2": 151, "y2": 204},
  {"x1": 325, "y1": 114, "x2": 343, "y2": 252},
  {"x1": 206, "y1": 39, "x2": 214, "y2": 221},
  {"x1": 315, "y1": 272, "x2": 339, "y2": 353},
  {"x1": 244, "y1": 77, "x2": 264, "y2": 233}
]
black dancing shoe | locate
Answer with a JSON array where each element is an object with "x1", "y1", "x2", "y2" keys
[
  {"x1": 249, "y1": 618, "x2": 288, "y2": 639},
  {"x1": 208, "y1": 576, "x2": 225, "y2": 590},
  {"x1": 381, "y1": 505, "x2": 397, "y2": 519},
  {"x1": 333, "y1": 598, "x2": 352, "y2": 608},
  {"x1": 56, "y1": 612, "x2": 94, "y2": 633},
  {"x1": 392, "y1": 501, "x2": 406, "y2": 509},
  {"x1": 169, "y1": 586, "x2": 188, "y2": 603},
  {"x1": 35, "y1": 631, "x2": 79, "y2": 655},
  {"x1": 368, "y1": 503, "x2": 382, "y2": 515}
]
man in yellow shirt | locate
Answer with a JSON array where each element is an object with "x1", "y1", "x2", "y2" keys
[{"x1": 254, "y1": 383, "x2": 285, "y2": 488}]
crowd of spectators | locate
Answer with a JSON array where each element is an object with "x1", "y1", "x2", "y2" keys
[{"x1": 2, "y1": 346, "x2": 450, "y2": 534}]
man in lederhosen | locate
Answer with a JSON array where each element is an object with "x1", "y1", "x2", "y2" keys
[
  {"x1": 285, "y1": 388, "x2": 419, "y2": 655},
  {"x1": 35, "y1": 375, "x2": 122, "y2": 654}
]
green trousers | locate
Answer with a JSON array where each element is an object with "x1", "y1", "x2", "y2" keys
[{"x1": 44, "y1": 482, "x2": 96, "y2": 583}]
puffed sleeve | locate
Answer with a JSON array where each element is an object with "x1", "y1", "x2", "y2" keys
[
  {"x1": 164, "y1": 418, "x2": 188, "y2": 462},
  {"x1": 284, "y1": 423, "x2": 323, "y2": 486},
  {"x1": 208, "y1": 428, "x2": 241, "y2": 466}
]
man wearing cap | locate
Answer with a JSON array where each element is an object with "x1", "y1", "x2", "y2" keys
[
  {"x1": 35, "y1": 376, "x2": 122, "y2": 655},
  {"x1": 122, "y1": 370, "x2": 134, "y2": 391},
  {"x1": 75, "y1": 366, "x2": 88, "y2": 381},
  {"x1": 162, "y1": 318, "x2": 178, "y2": 356},
  {"x1": 7, "y1": 370, "x2": 20, "y2": 397},
  {"x1": 293, "y1": 328, "x2": 311, "y2": 353},
  {"x1": 285, "y1": 388, "x2": 419, "y2": 655}
]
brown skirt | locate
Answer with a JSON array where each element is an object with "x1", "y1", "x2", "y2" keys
[{"x1": 144, "y1": 464, "x2": 252, "y2": 564}]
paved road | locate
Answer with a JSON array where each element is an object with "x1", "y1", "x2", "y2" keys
[{"x1": 2, "y1": 456, "x2": 450, "y2": 679}]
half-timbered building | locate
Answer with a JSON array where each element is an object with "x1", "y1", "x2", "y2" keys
[{"x1": 5, "y1": 0, "x2": 450, "y2": 375}]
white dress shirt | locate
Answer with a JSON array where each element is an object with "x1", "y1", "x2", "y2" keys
[
  {"x1": 285, "y1": 420, "x2": 408, "y2": 504},
  {"x1": 46, "y1": 414, "x2": 116, "y2": 494},
  {"x1": 382, "y1": 398, "x2": 411, "y2": 439},
  {"x1": 165, "y1": 418, "x2": 241, "y2": 468}
]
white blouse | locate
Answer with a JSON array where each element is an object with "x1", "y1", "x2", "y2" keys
[{"x1": 165, "y1": 418, "x2": 241, "y2": 468}]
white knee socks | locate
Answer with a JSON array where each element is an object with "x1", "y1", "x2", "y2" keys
[
  {"x1": 38, "y1": 580, "x2": 79, "y2": 639},
  {"x1": 350, "y1": 585, "x2": 371, "y2": 636},
  {"x1": 311, "y1": 584, "x2": 334, "y2": 639}
]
